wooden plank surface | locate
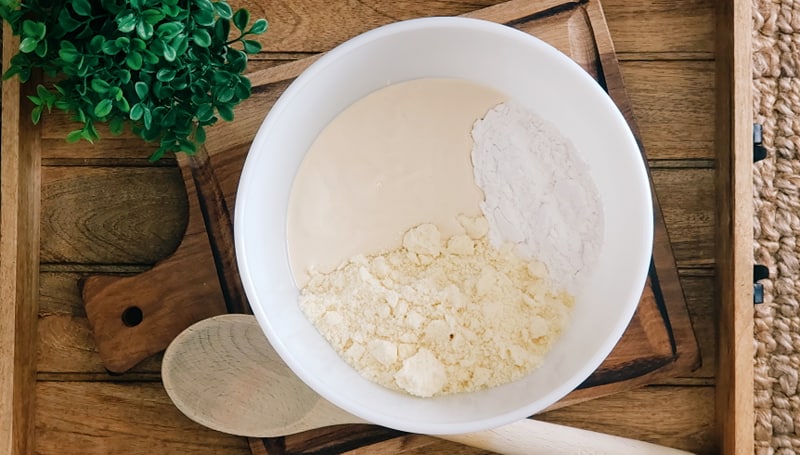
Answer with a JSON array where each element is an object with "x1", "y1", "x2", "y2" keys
[
  {"x1": 33, "y1": 381, "x2": 714, "y2": 454},
  {"x1": 4, "y1": 0, "x2": 722, "y2": 453},
  {"x1": 1, "y1": 26, "x2": 40, "y2": 455},
  {"x1": 77, "y1": 3, "x2": 699, "y2": 399},
  {"x1": 231, "y1": 0, "x2": 714, "y2": 56},
  {"x1": 714, "y1": 0, "x2": 754, "y2": 453}
]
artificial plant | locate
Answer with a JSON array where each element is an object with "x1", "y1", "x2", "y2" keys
[{"x1": 0, "y1": 0, "x2": 267, "y2": 160}]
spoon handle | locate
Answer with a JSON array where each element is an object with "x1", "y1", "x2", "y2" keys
[{"x1": 440, "y1": 418, "x2": 695, "y2": 455}]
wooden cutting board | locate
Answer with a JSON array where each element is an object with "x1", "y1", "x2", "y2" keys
[{"x1": 82, "y1": 0, "x2": 699, "y2": 418}]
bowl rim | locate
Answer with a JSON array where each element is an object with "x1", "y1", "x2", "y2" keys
[{"x1": 235, "y1": 15, "x2": 654, "y2": 434}]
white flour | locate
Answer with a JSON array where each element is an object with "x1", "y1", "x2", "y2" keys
[
  {"x1": 471, "y1": 102, "x2": 603, "y2": 293},
  {"x1": 299, "y1": 217, "x2": 573, "y2": 397}
]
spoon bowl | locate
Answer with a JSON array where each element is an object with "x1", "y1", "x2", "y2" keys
[{"x1": 162, "y1": 314, "x2": 359, "y2": 437}]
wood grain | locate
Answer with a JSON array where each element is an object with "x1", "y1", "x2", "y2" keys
[
  {"x1": 37, "y1": 166, "x2": 714, "y2": 267},
  {"x1": 32, "y1": 381, "x2": 714, "y2": 455},
  {"x1": 601, "y1": 0, "x2": 714, "y2": 55},
  {"x1": 79, "y1": 159, "x2": 228, "y2": 372},
  {"x1": 34, "y1": 382, "x2": 250, "y2": 455},
  {"x1": 80, "y1": 7, "x2": 699, "y2": 412},
  {"x1": 1, "y1": 26, "x2": 40, "y2": 455},
  {"x1": 225, "y1": 0, "x2": 713, "y2": 55},
  {"x1": 40, "y1": 271, "x2": 716, "y2": 378},
  {"x1": 538, "y1": 385, "x2": 716, "y2": 454},
  {"x1": 679, "y1": 274, "x2": 716, "y2": 379},
  {"x1": 36, "y1": 167, "x2": 716, "y2": 267},
  {"x1": 2, "y1": 0, "x2": 724, "y2": 452},
  {"x1": 651, "y1": 168, "x2": 715, "y2": 266},
  {"x1": 621, "y1": 60, "x2": 715, "y2": 160},
  {"x1": 714, "y1": 0, "x2": 754, "y2": 453},
  {"x1": 38, "y1": 59, "x2": 715, "y2": 163},
  {"x1": 40, "y1": 166, "x2": 188, "y2": 264}
]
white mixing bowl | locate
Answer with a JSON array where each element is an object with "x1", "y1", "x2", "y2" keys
[{"x1": 235, "y1": 17, "x2": 653, "y2": 435}]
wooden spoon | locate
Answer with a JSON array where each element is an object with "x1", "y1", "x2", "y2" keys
[{"x1": 162, "y1": 314, "x2": 693, "y2": 454}]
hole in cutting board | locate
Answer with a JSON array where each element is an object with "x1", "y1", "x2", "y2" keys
[{"x1": 121, "y1": 306, "x2": 144, "y2": 327}]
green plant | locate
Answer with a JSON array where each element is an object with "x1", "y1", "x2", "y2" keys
[{"x1": 1, "y1": 0, "x2": 267, "y2": 160}]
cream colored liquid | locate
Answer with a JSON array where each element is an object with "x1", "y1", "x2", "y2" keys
[{"x1": 287, "y1": 78, "x2": 506, "y2": 286}]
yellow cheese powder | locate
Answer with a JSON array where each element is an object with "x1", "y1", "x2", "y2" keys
[{"x1": 298, "y1": 215, "x2": 574, "y2": 397}]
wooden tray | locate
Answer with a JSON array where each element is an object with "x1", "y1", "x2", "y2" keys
[
  {"x1": 95, "y1": 1, "x2": 699, "y2": 428},
  {"x1": 0, "y1": 0, "x2": 754, "y2": 453},
  {"x1": 81, "y1": 0, "x2": 699, "y2": 418}
]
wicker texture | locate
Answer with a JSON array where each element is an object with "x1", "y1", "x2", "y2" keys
[{"x1": 753, "y1": 0, "x2": 800, "y2": 453}]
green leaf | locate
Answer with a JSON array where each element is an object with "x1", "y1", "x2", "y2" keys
[
  {"x1": 28, "y1": 95, "x2": 42, "y2": 106},
  {"x1": 214, "y1": 1, "x2": 233, "y2": 19},
  {"x1": 136, "y1": 20, "x2": 154, "y2": 40},
  {"x1": 2, "y1": 65, "x2": 22, "y2": 82},
  {"x1": 19, "y1": 37, "x2": 38, "y2": 53},
  {"x1": 31, "y1": 105, "x2": 43, "y2": 124},
  {"x1": 130, "y1": 103, "x2": 144, "y2": 121},
  {"x1": 109, "y1": 116, "x2": 124, "y2": 135},
  {"x1": 141, "y1": 9, "x2": 166, "y2": 25},
  {"x1": 143, "y1": 107, "x2": 153, "y2": 129},
  {"x1": 76, "y1": 56, "x2": 91, "y2": 77},
  {"x1": 126, "y1": 51, "x2": 143, "y2": 70},
  {"x1": 177, "y1": 138, "x2": 197, "y2": 154},
  {"x1": 101, "y1": 40, "x2": 120, "y2": 55},
  {"x1": 162, "y1": 3, "x2": 181, "y2": 17},
  {"x1": 162, "y1": 109, "x2": 176, "y2": 127},
  {"x1": 116, "y1": 13, "x2": 137, "y2": 33},
  {"x1": 157, "y1": 68, "x2": 176, "y2": 82},
  {"x1": 116, "y1": 96, "x2": 130, "y2": 113},
  {"x1": 66, "y1": 129, "x2": 83, "y2": 143},
  {"x1": 22, "y1": 20, "x2": 46, "y2": 40},
  {"x1": 195, "y1": 125, "x2": 206, "y2": 143},
  {"x1": 117, "y1": 69, "x2": 132, "y2": 84},
  {"x1": 171, "y1": 75, "x2": 188, "y2": 90},
  {"x1": 235, "y1": 80, "x2": 251, "y2": 100},
  {"x1": 232, "y1": 8, "x2": 249, "y2": 32},
  {"x1": 34, "y1": 40, "x2": 48, "y2": 58},
  {"x1": 135, "y1": 81, "x2": 149, "y2": 99},
  {"x1": 149, "y1": 146, "x2": 167, "y2": 161},
  {"x1": 217, "y1": 104, "x2": 234, "y2": 121},
  {"x1": 91, "y1": 79, "x2": 111, "y2": 93},
  {"x1": 59, "y1": 41, "x2": 80, "y2": 62},
  {"x1": 156, "y1": 22, "x2": 184, "y2": 40},
  {"x1": 94, "y1": 99, "x2": 114, "y2": 117},
  {"x1": 58, "y1": 9, "x2": 82, "y2": 33},
  {"x1": 249, "y1": 18, "x2": 268, "y2": 35},
  {"x1": 242, "y1": 39, "x2": 261, "y2": 54},
  {"x1": 194, "y1": 9, "x2": 215, "y2": 27},
  {"x1": 196, "y1": 104, "x2": 214, "y2": 122},
  {"x1": 163, "y1": 44, "x2": 177, "y2": 62},
  {"x1": 37, "y1": 88, "x2": 50, "y2": 103},
  {"x1": 217, "y1": 86, "x2": 234, "y2": 103},
  {"x1": 214, "y1": 18, "x2": 230, "y2": 43},
  {"x1": 89, "y1": 35, "x2": 106, "y2": 53},
  {"x1": 142, "y1": 49, "x2": 159, "y2": 65},
  {"x1": 87, "y1": 121, "x2": 99, "y2": 140},
  {"x1": 228, "y1": 49, "x2": 247, "y2": 73},
  {"x1": 132, "y1": 38, "x2": 147, "y2": 51},
  {"x1": 192, "y1": 29, "x2": 211, "y2": 47},
  {"x1": 172, "y1": 35, "x2": 188, "y2": 56},
  {"x1": 72, "y1": 0, "x2": 92, "y2": 17},
  {"x1": 80, "y1": 128, "x2": 95, "y2": 142},
  {"x1": 195, "y1": 0, "x2": 214, "y2": 12}
]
